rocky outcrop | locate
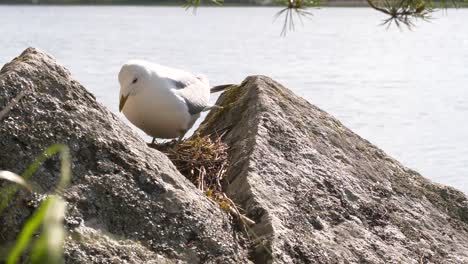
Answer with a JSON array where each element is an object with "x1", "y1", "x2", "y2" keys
[
  {"x1": 0, "y1": 48, "x2": 250, "y2": 263},
  {"x1": 1, "y1": 48, "x2": 468, "y2": 264},
  {"x1": 197, "y1": 76, "x2": 468, "y2": 263}
]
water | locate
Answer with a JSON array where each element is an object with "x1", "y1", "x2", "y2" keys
[{"x1": 0, "y1": 6, "x2": 467, "y2": 193}]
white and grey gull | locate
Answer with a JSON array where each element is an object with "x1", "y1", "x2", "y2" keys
[{"x1": 118, "y1": 60, "x2": 231, "y2": 143}]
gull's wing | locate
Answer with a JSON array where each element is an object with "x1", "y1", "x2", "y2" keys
[{"x1": 168, "y1": 76, "x2": 210, "y2": 116}]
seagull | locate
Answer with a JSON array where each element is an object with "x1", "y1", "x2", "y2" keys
[{"x1": 118, "y1": 60, "x2": 231, "y2": 143}]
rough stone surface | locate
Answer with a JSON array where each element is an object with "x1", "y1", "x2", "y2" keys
[
  {"x1": 198, "y1": 76, "x2": 468, "y2": 264},
  {"x1": 0, "y1": 48, "x2": 250, "y2": 263},
  {"x1": 2, "y1": 48, "x2": 468, "y2": 264}
]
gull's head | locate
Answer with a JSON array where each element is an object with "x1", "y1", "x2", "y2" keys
[{"x1": 118, "y1": 60, "x2": 150, "y2": 112}]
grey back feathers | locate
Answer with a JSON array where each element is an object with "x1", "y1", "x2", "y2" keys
[
  {"x1": 166, "y1": 77, "x2": 232, "y2": 94},
  {"x1": 183, "y1": 98, "x2": 207, "y2": 115},
  {"x1": 176, "y1": 82, "x2": 234, "y2": 115},
  {"x1": 171, "y1": 76, "x2": 210, "y2": 116},
  {"x1": 164, "y1": 78, "x2": 188, "y2": 89}
]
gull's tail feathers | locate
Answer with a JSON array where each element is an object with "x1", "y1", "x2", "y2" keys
[{"x1": 210, "y1": 84, "x2": 234, "y2": 93}]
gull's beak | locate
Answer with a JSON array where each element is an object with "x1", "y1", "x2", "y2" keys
[{"x1": 119, "y1": 94, "x2": 129, "y2": 112}]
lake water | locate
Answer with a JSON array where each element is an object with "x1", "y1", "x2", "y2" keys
[{"x1": 0, "y1": 6, "x2": 467, "y2": 193}]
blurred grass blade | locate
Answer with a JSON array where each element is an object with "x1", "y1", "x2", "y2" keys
[
  {"x1": 6, "y1": 198, "x2": 52, "y2": 264},
  {"x1": 2, "y1": 144, "x2": 70, "y2": 264},
  {"x1": 22, "y1": 144, "x2": 70, "y2": 183},
  {"x1": 0, "y1": 171, "x2": 33, "y2": 217},
  {"x1": 0, "y1": 144, "x2": 71, "y2": 215},
  {"x1": 57, "y1": 146, "x2": 71, "y2": 193},
  {"x1": 0, "y1": 187, "x2": 20, "y2": 218},
  {"x1": 31, "y1": 196, "x2": 66, "y2": 264},
  {"x1": 0, "y1": 171, "x2": 32, "y2": 191}
]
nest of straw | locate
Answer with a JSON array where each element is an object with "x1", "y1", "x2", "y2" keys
[{"x1": 150, "y1": 135, "x2": 254, "y2": 225}]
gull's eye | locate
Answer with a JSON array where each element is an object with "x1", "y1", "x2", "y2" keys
[{"x1": 132, "y1": 78, "x2": 138, "y2": 84}]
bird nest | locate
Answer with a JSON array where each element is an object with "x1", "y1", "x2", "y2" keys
[{"x1": 150, "y1": 135, "x2": 254, "y2": 226}]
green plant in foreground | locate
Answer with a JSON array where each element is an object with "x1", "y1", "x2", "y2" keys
[{"x1": 0, "y1": 144, "x2": 71, "y2": 264}]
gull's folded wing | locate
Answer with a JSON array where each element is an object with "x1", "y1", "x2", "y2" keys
[{"x1": 169, "y1": 76, "x2": 210, "y2": 116}]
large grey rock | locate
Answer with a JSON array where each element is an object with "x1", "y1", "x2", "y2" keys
[
  {"x1": 0, "y1": 48, "x2": 250, "y2": 263},
  {"x1": 197, "y1": 76, "x2": 468, "y2": 263}
]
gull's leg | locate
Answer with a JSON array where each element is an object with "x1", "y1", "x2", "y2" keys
[
  {"x1": 177, "y1": 135, "x2": 184, "y2": 143},
  {"x1": 151, "y1": 137, "x2": 156, "y2": 144},
  {"x1": 177, "y1": 129, "x2": 187, "y2": 143}
]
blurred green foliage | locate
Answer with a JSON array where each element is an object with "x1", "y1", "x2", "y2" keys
[{"x1": 0, "y1": 144, "x2": 70, "y2": 264}]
